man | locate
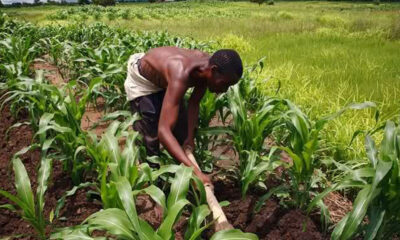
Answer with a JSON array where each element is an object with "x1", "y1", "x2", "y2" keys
[{"x1": 124, "y1": 46, "x2": 243, "y2": 185}]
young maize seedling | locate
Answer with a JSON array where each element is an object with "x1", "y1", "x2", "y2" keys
[
  {"x1": 0, "y1": 156, "x2": 52, "y2": 240},
  {"x1": 309, "y1": 120, "x2": 400, "y2": 240}
]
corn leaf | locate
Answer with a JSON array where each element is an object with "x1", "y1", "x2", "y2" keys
[
  {"x1": 85, "y1": 208, "x2": 136, "y2": 239},
  {"x1": 167, "y1": 165, "x2": 193, "y2": 209},
  {"x1": 210, "y1": 229, "x2": 259, "y2": 240},
  {"x1": 157, "y1": 199, "x2": 190, "y2": 240},
  {"x1": 364, "y1": 207, "x2": 386, "y2": 240},
  {"x1": 12, "y1": 157, "x2": 35, "y2": 216},
  {"x1": 365, "y1": 136, "x2": 378, "y2": 168},
  {"x1": 337, "y1": 186, "x2": 372, "y2": 240},
  {"x1": 36, "y1": 157, "x2": 52, "y2": 224},
  {"x1": 184, "y1": 204, "x2": 211, "y2": 240}
]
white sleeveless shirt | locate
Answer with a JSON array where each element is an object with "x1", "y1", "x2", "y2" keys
[{"x1": 124, "y1": 53, "x2": 164, "y2": 101}]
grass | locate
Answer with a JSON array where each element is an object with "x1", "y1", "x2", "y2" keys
[{"x1": 3, "y1": 0, "x2": 400, "y2": 160}]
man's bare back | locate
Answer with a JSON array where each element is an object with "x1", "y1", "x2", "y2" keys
[{"x1": 139, "y1": 47, "x2": 210, "y2": 89}]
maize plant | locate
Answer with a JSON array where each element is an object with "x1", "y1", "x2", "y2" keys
[
  {"x1": 0, "y1": 36, "x2": 41, "y2": 81},
  {"x1": 194, "y1": 90, "x2": 228, "y2": 172},
  {"x1": 1, "y1": 74, "x2": 103, "y2": 184},
  {"x1": 260, "y1": 101, "x2": 377, "y2": 211},
  {"x1": 237, "y1": 57, "x2": 268, "y2": 112},
  {"x1": 79, "y1": 115, "x2": 143, "y2": 208},
  {"x1": 227, "y1": 84, "x2": 287, "y2": 196},
  {"x1": 51, "y1": 167, "x2": 258, "y2": 240},
  {"x1": 0, "y1": 154, "x2": 52, "y2": 239},
  {"x1": 309, "y1": 120, "x2": 400, "y2": 240}
]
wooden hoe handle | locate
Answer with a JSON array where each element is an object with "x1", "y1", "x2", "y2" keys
[{"x1": 184, "y1": 149, "x2": 234, "y2": 232}]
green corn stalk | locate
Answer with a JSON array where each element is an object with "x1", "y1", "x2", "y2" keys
[
  {"x1": 0, "y1": 36, "x2": 41, "y2": 80},
  {"x1": 240, "y1": 149, "x2": 281, "y2": 197},
  {"x1": 269, "y1": 101, "x2": 376, "y2": 211},
  {"x1": 1, "y1": 73, "x2": 101, "y2": 184},
  {"x1": 228, "y1": 84, "x2": 287, "y2": 196},
  {"x1": 52, "y1": 166, "x2": 258, "y2": 240},
  {"x1": 197, "y1": 83, "x2": 287, "y2": 196},
  {"x1": 79, "y1": 115, "x2": 141, "y2": 208},
  {"x1": 0, "y1": 156, "x2": 52, "y2": 240},
  {"x1": 85, "y1": 166, "x2": 194, "y2": 240},
  {"x1": 195, "y1": 90, "x2": 228, "y2": 172},
  {"x1": 308, "y1": 120, "x2": 400, "y2": 240}
]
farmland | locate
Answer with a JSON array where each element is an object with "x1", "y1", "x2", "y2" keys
[{"x1": 1, "y1": 1, "x2": 400, "y2": 240}]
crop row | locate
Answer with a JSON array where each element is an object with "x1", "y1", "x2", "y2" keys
[
  {"x1": 0, "y1": 13, "x2": 399, "y2": 240},
  {"x1": 46, "y1": 5, "x2": 245, "y2": 21}
]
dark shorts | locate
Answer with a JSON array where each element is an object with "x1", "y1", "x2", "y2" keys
[{"x1": 130, "y1": 91, "x2": 188, "y2": 156}]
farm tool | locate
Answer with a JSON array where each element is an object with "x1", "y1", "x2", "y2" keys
[{"x1": 184, "y1": 148, "x2": 234, "y2": 232}]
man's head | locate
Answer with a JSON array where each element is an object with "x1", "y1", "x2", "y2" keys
[{"x1": 206, "y1": 49, "x2": 243, "y2": 93}]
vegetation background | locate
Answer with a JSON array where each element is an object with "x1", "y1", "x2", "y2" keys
[{"x1": 2, "y1": 0, "x2": 400, "y2": 163}]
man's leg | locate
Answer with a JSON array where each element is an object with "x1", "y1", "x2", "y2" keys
[{"x1": 130, "y1": 91, "x2": 166, "y2": 157}]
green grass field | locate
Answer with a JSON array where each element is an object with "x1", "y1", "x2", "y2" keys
[{"x1": 3, "y1": 1, "x2": 400, "y2": 160}]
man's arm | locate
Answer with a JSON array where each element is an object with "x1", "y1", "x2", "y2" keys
[
  {"x1": 158, "y1": 78, "x2": 210, "y2": 184},
  {"x1": 184, "y1": 84, "x2": 206, "y2": 150}
]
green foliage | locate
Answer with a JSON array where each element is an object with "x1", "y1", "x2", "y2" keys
[
  {"x1": 57, "y1": 166, "x2": 210, "y2": 240},
  {"x1": 0, "y1": 157, "x2": 52, "y2": 239},
  {"x1": 276, "y1": 101, "x2": 376, "y2": 210},
  {"x1": 0, "y1": 36, "x2": 41, "y2": 81},
  {"x1": 309, "y1": 120, "x2": 400, "y2": 240}
]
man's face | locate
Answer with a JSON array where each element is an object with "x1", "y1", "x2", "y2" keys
[{"x1": 207, "y1": 67, "x2": 237, "y2": 94}]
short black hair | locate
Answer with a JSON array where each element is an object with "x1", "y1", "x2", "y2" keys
[{"x1": 209, "y1": 49, "x2": 243, "y2": 80}]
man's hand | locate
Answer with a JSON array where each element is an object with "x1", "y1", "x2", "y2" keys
[
  {"x1": 183, "y1": 138, "x2": 195, "y2": 152},
  {"x1": 194, "y1": 169, "x2": 212, "y2": 186}
]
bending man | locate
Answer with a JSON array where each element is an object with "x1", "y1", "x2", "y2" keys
[{"x1": 124, "y1": 47, "x2": 243, "y2": 185}]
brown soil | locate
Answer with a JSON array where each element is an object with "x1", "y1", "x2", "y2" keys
[
  {"x1": 0, "y1": 105, "x2": 102, "y2": 239},
  {"x1": 32, "y1": 58, "x2": 65, "y2": 87},
  {"x1": 81, "y1": 102, "x2": 108, "y2": 137},
  {"x1": 264, "y1": 210, "x2": 324, "y2": 240},
  {"x1": 324, "y1": 191, "x2": 353, "y2": 224},
  {"x1": 209, "y1": 178, "x2": 327, "y2": 239}
]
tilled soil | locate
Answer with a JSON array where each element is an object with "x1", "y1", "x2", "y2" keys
[
  {"x1": 0, "y1": 105, "x2": 102, "y2": 239},
  {"x1": 212, "y1": 178, "x2": 327, "y2": 239}
]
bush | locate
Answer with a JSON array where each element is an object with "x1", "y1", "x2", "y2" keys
[{"x1": 92, "y1": 0, "x2": 115, "y2": 7}]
